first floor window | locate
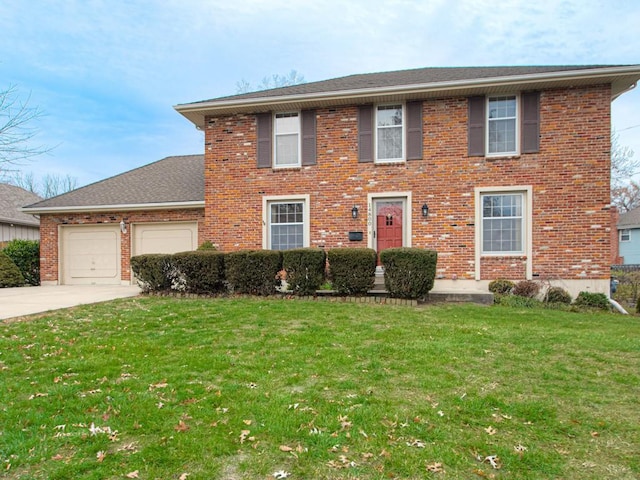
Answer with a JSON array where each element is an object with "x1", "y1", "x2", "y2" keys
[
  {"x1": 274, "y1": 113, "x2": 300, "y2": 167},
  {"x1": 376, "y1": 104, "x2": 404, "y2": 161},
  {"x1": 481, "y1": 193, "x2": 524, "y2": 254},
  {"x1": 620, "y1": 229, "x2": 630, "y2": 242},
  {"x1": 487, "y1": 96, "x2": 517, "y2": 155},
  {"x1": 269, "y1": 201, "x2": 304, "y2": 250}
]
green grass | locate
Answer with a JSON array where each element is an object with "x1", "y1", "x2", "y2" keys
[{"x1": 1, "y1": 297, "x2": 639, "y2": 479}]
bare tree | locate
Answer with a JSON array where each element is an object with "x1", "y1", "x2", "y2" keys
[
  {"x1": 611, "y1": 131, "x2": 640, "y2": 212},
  {"x1": 10, "y1": 171, "x2": 77, "y2": 198},
  {"x1": 0, "y1": 84, "x2": 49, "y2": 167},
  {"x1": 236, "y1": 70, "x2": 306, "y2": 94}
]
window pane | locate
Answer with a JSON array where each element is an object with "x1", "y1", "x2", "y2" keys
[
  {"x1": 275, "y1": 134, "x2": 299, "y2": 165},
  {"x1": 377, "y1": 126, "x2": 402, "y2": 159},
  {"x1": 275, "y1": 113, "x2": 300, "y2": 166},
  {"x1": 377, "y1": 106, "x2": 402, "y2": 126},
  {"x1": 270, "y1": 202, "x2": 304, "y2": 250},
  {"x1": 488, "y1": 96, "x2": 516, "y2": 154},
  {"x1": 482, "y1": 194, "x2": 523, "y2": 253}
]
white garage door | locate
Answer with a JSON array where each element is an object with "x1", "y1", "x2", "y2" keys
[
  {"x1": 132, "y1": 222, "x2": 198, "y2": 256},
  {"x1": 61, "y1": 225, "x2": 121, "y2": 285}
]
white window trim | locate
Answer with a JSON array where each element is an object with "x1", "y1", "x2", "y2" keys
[
  {"x1": 474, "y1": 186, "x2": 533, "y2": 280},
  {"x1": 262, "y1": 194, "x2": 310, "y2": 250},
  {"x1": 273, "y1": 112, "x2": 301, "y2": 168},
  {"x1": 486, "y1": 94, "x2": 519, "y2": 158},
  {"x1": 620, "y1": 229, "x2": 631, "y2": 242},
  {"x1": 366, "y1": 191, "x2": 413, "y2": 250},
  {"x1": 374, "y1": 103, "x2": 405, "y2": 164}
]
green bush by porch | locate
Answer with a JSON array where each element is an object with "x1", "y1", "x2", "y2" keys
[
  {"x1": 327, "y1": 248, "x2": 377, "y2": 295},
  {"x1": 379, "y1": 247, "x2": 437, "y2": 299},
  {"x1": 282, "y1": 248, "x2": 326, "y2": 296}
]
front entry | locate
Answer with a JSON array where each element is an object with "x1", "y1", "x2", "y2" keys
[{"x1": 375, "y1": 200, "x2": 404, "y2": 253}]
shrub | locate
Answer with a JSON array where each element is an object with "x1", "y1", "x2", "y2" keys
[
  {"x1": 544, "y1": 286, "x2": 572, "y2": 304},
  {"x1": 171, "y1": 250, "x2": 226, "y2": 294},
  {"x1": 495, "y1": 294, "x2": 542, "y2": 309},
  {"x1": 0, "y1": 251, "x2": 25, "y2": 288},
  {"x1": 2, "y1": 239, "x2": 40, "y2": 286},
  {"x1": 282, "y1": 248, "x2": 326, "y2": 296},
  {"x1": 573, "y1": 291, "x2": 610, "y2": 311},
  {"x1": 513, "y1": 280, "x2": 541, "y2": 298},
  {"x1": 488, "y1": 279, "x2": 515, "y2": 295},
  {"x1": 327, "y1": 248, "x2": 376, "y2": 295},
  {"x1": 225, "y1": 250, "x2": 282, "y2": 296},
  {"x1": 130, "y1": 254, "x2": 172, "y2": 292},
  {"x1": 380, "y1": 247, "x2": 437, "y2": 299},
  {"x1": 197, "y1": 240, "x2": 217, "y2": 251}
]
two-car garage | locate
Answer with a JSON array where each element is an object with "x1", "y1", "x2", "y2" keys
[{"x1": 60, "y1": 222, "x2": 198, "y2": 285}]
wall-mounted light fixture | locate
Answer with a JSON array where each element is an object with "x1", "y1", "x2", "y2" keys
[
  {"x1": 421, "y1": 203, "x2": 429, "y2": 218},
  {"x1": 351, "y1": 205, "x2": 359, "y2": 219},
  {"x1": 120, "y1": 219, "x2": 127, "y2": 234}
]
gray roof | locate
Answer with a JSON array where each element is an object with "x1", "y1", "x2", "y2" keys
[
  {"x1": 176, "y1": 64, "x2": 640, "y2": 128},
  {"x1": 189, "y1": 65, "x2": 611, "y2": 104},
  {"x1": 0, "y1": 183, "x2": 42, "y2": 226},
  {"x1": 619, "y1": 207, "x2": 640, "y2": 228},
  {"x1": 24, "y1": 155, "x2": 204, "y2": 213}
]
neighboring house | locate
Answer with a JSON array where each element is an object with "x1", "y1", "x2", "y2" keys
[
  {"x1": 23, "y1": 65, "x2": 640, "y2": 296},
  {"x1": 0, "y1": 183, "x2": 42, "y2": 246},
  {"x1": 617, "y1": 207, "x2": 640, "y2": 264}
]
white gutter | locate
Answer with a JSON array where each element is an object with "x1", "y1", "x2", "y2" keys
[
  {"x1": 175, "y1": 66, "x2": 640, "y2": 114},
  {"x1": 22, "y1": 201, "x2": 205, "y2": 215}
]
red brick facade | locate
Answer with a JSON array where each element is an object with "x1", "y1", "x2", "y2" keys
[
  {"x1": 39, "y1": 209, "x2": 204, "y2": 283},
  {"x1": 201, "y1": 85, "x2": 612, "y2": 287}
]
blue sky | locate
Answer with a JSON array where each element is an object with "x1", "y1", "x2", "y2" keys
[{"x1": 2, "y1": 0, "x2": 640, "y2": 187}]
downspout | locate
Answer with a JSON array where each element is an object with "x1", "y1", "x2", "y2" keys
[{"x1": 609, "y1": 297, "x2": 629, "y2": 314}]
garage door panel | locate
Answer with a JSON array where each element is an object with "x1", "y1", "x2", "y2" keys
[
  {"x1": 62, "y1": 227, "x2": 120, "y2": 285},
  {"x1": 133, "y1": 223, "x2": 197, "y2": 256}
]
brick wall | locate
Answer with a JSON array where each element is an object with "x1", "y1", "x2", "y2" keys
[
  {"x1": 202, "y1": 84, "x2": 612, "y2": 283},
  {"x1": 39, "y1": 209, "x2": 204, "y2": 283}
]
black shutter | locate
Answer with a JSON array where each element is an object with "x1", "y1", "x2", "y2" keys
[
  {"x1": 256, "y1": 113, "x2": 272, "y2": 168},
  {"x1": 406, "y1": 100, "x2": 423, "y2": 160},
  {"x1": 468, "y1": 96, "x2": 485, "y2": 157},
  {"x1": 521, "y1": 91, "x2": 540, "y2": 153},
  {"x1": 301, "y1": 110, "x2": 317, "y2": 166},
  {"x1": 358, "y1": 104, "x2": 374, "y2": 163}
]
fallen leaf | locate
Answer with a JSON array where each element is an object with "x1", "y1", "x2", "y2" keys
[
  {"x1": 243, "y1": 419, "x2": 252, "y2": 425},
  {"x1": 239, "y1": 429, "x2": 251, "y2": 443},
  {"x1": 426, "y1": 462, "x2": 444, "y2": 473},
  {"x1": 279, "y1": 445, "x2": 293, "y2": 452},
  {"x1": 51, "y1": 454, "x2": 65, "y2": 461},
  {"x1": 514, "y1": 444, "x2": 527, "y2": 454},
  {"x1": 96, "y1": 450, "x2": 106, "y2": 463},
  {"x1": 149, "y1": 381, "x2": 168, "y2": 390},
  {"x1": 484, "y1": 455, "x2": 502, "y2": 469},
  {"x1": 590, "y1": 431, "x2": 599, "y2": 438},
  {"x1": 179, "y1": 474, "x2": 190, "y2": 480},
  {"x1": 125, "y1": 471, "x2": 139, "y2": 479},
  {"x1": 174, "y1": 420, "x2": 190, "y2": 432},
  {"x1": 272, "y1": 471, "x2": 290, "y2": 479},
  {"x1": 484, "y1": 426, "x2": 497, "y2": 436}
]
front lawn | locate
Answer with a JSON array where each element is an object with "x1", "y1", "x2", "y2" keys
[{"x1": 1, "y1": 297, "x2": 639, "y2": 479}]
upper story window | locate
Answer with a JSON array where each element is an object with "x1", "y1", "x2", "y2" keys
[
  {"x1": 487, "y1": 96, "x2": 517, "y2": 155},
  {"x1": 620, "y1": 229, "x2": 631, "y2": 242},
  {"x1": 274, "y1": 113, "x2": 300, "y2": 167},
  {"x1": 468, "y1": 92, "x2": 539, "y2": 157},
  {"x1": 376, "y1": 105, "x2": 404, "y2": 162}
]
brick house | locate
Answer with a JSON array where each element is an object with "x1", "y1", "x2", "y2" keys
[{"x1": 24, "y1": 65, "x2": 640, "y2": 296}]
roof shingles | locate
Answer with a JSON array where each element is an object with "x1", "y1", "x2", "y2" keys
[{"x1": 24, "y1": 155, "x2": 204, "y2": 211}]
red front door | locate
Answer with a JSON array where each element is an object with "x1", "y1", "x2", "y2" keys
[{"x1": 376, "y1": 201, "x2": 403, "y2": 254}]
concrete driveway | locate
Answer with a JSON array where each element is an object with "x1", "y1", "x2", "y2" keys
[{"x1": 0, "y1": 285, "x2": 141, "y2": 320}]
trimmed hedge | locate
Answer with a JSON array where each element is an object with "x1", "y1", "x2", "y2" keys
[
  {"x1": 574, "y1": 291, "x2": 610, "y2": 311},
  {"x1": 0, "y1": 251, "x2": 24, "y2": 288},
  {"x1": 2, "y1": 239, "x2": 40, "y2": 286},
  {"x1": 225, "y1": 250, "x2": 283, "y2": 296},
  {"x1": 171, "y1": 250, "x2": 226, "y2": 294},
  {"x1": 328, "y1": 248, "x2": 376, "y2": 295},
  {"x1": 488, "y1": 279, "x2": 515, "y2": 295},
  {"x1": 282, "y1": 248, "x2": 326, "y2": 296},
  {"x1": 380, "y1": 247, "x2": 437, "y2": 299},
  {"x1": 130, "y1": 254, "x2": 172, "y2": 292}
]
